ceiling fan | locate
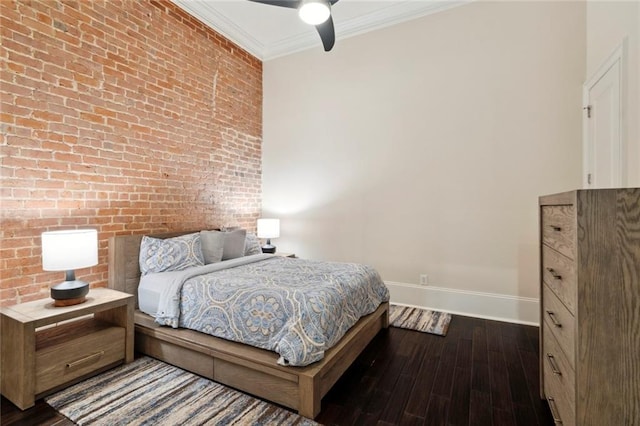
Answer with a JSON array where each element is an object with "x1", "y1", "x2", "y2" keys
[{"x1": 248, "y1": 0, "x2": 339, "y2": 51}]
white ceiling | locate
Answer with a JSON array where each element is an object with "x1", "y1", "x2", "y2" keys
[{"x1": 171, "y1": 0, "x2": 470, "y2": 60}]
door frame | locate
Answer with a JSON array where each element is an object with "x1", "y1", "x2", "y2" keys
[{"x1": 582, "y1": 38, "x2": 628, "y2": 188}]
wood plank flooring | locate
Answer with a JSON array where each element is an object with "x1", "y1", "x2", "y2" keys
[
  {"x1": 316, "y1": 315, "x2": 553, "y2": 426},
  {"x1": 1, "y1": 314, "x2": 553, "y2": 426}
]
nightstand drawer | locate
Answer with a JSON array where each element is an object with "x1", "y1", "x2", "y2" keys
[
  {"x1": 541, "y1": 205, "x2": 575, "y2": 260},
  {"x1": 542, "y1": 285, "x2": 575, "y2": 369},
  {"x1": 35, "y1": 323, "x2": 125, "y2": 394},
  {"x1": 542, "y1": 245, "x2": 576, "y2": 314}
]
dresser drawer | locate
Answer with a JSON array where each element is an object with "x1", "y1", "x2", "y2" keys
[
  {"x1": 543, "y1": 325, "x2": 575, "y2": 411},
  {"x1": 542, "y1": 245, "x2": 576, "y2": 314},
  {"x1": 542, "y1": 285, "x2": 575, "y2": 369},
  {"x1": 35, "y1": 325, "x2": 125, "y2": 394},
  {"x1": 544, "y1": 365, "x2": 575, "y2": 426},
  {"x1": 541, "y1": 205, "x2": 575, "y2": 260}
]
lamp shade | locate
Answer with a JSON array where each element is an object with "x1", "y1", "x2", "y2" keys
[
  {"x1": 298, "y1": 0, "x2": 330, "y2": 25},
  {"x1": 257, "y1": 219, "x2": 280, "y2": 239},
  {"x1": 42, "y1": 229, "x2": 98, "y2": 271}
]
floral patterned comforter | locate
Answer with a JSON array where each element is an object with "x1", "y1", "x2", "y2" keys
[{"x1": 150, "y1": 256, "x2": 389, "y2": 366}]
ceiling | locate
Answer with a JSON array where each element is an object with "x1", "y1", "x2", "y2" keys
[{"x1": 171, "y1": 0, "x2": 470, "y2": 61}]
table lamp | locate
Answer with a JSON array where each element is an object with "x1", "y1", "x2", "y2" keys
[
  {"x1": 257, "y1": 218, "x2": 280, "y2": 254},
  {"x1": 41, "y1": 229, "x2": 98, "y2": 306}
]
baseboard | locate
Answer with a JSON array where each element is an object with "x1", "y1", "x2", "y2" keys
[{"x1": 385, "y1": 281, "x2": 539, "y2": 326}]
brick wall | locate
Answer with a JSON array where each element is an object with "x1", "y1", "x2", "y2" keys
[{"x1": 0, "y1": 0, "x2": 263, "y2": 306}]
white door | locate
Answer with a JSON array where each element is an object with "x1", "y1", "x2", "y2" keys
[{"x1": 583, "y1": 49, "x2": 624, "y2": 188}]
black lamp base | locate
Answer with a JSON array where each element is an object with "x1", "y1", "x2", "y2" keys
[
  {"x1": 261, "y1": 237, "x2": 276, "y2": 254},
  {"x1": 261, "y1": 244, "x2": 276, "y2": 254},
  {"x1": 51, "y1": 280, "x2": 89, "y2": 306}
]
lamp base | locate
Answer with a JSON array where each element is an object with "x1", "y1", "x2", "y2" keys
[
  {"x1": 261, "y1": 244, "x2": 276, "y2": 254},
  {"x1": 54, "y1": 296, "x2": 87, "y2": 307},
  {"x1": 51, "y1": 280, "x2": 90, "y2": 307}
]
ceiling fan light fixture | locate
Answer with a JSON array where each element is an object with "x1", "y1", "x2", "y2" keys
[{"x1": 298, "y1": 0, "x2": 330, "y2": 25}]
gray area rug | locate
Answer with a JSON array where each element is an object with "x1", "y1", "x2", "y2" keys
[
  {"x1": 389, "y1": 304, "x2": 452, "y2": 336},
  {"x1": 46, "y1": 356, "x2": 318, "y2": 426}
]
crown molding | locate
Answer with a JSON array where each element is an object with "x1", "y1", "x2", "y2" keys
[
  {"x1": 337, "y1": 1, "x2": 471, "y2": 41},
  {"x1": 171, "y1": 0, "x2": 266, "y2": 59},
  {"x1": 172, "y1": 0, "x2": 471, "y2": 61},
  {"x1": 264, "y1": 0, "x2": 471, "y2": 59}
]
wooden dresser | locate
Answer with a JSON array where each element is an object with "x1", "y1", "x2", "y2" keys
[{"x1": 539, "y1": 189, "x2": 640, "y2": 425}]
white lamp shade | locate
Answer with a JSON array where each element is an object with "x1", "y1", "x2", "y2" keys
[
  {"x1": 257, "y1": 219, "x2": 280, "y2": 239},
  {"x1": 298, "y1": 0, "x2": 330, "y2": 25},
  {"x1": 42, "y1": 229, "x2": 98, "y2": 271}
]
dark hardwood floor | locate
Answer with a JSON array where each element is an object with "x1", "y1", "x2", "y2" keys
[
  {"x1": 317, "y1": 315, "x2": 553, "y2": 426},
  {"x1": 1, "y1": 315, "x2": 553, "y2": 426}
]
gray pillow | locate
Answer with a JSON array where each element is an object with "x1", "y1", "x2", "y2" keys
[
  {"x1": 139, "y1": 233, "x2": 204, "y2": 275},
  {"x1": 222, "y1": 229, "x2": 247, "y2": 260},
  {"x1": 200, "y1": 230, "x2": 225, "y2": 264},
  {"x1": 244, "y1": 233, "x2": 262, "y2": 256}
]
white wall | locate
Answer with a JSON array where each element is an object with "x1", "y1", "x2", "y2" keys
[
  {"x1": 262, "y1": 1, "x2": 586, "y2": 323},
  {"x1": 586, "y1": 1, "x2": 640, "y2": 186}
]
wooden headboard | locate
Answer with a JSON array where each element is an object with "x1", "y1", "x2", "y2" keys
[{"x1": 107, "y1": 231, "x2": 198, "y2": 306}]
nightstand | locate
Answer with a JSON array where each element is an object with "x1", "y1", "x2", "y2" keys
[
  {"x1": 0, "y1": 288, "x2": 134, "y2": 410},
  {"x1": 274, "y1": 252, "x2": 296, "y2": 258}
]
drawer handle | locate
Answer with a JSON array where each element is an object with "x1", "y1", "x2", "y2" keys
[
  {"x1": 66, "y1": 351, "x2": 104, "y2": 369},
  {"x1": 546, "y1": 310, "x2": 562, "y2": 328},
  {"x1": 547, "y1": 397, "x2": 563, "y2": 424},
  {"x1": 548, "y1": 225, "x2": 563, "y2": 232},
  {"x1": 546, "y1": 267, "x2": 563, "y2": 280},
  {"x1": 546, "y1": 353, "x2": 562, "y2": 376}
]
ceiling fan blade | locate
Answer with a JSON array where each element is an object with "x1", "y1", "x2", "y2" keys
[
  {"x1": 247, "y1": 0, "x2": 299, "y2": 9},
  {"x1": 315, "y1": 14, "x2": 335, "y2": 51},
  {"x1": 247, "y1": 0, "x2": 338, "y2": 51}
]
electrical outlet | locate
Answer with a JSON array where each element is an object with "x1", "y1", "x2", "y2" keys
[{"x1": 419, "y1": 274, "x2": 428, "y2": 285}]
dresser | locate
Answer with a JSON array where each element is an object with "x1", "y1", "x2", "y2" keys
[{"x1": 539, "y1": 189, "x2": 640, "y2": 425}]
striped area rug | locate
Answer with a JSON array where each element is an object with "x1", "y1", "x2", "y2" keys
[
  {"x1": 389, "y1": 304, "x2": 452, "y2": 336},
  {"x1": 45, "y1": 356, "x2": 317, "y2": 426}
]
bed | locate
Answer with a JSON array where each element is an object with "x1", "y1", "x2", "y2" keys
[{"x1": 107, "y1": 231, "x2": 390, "y2": 419}]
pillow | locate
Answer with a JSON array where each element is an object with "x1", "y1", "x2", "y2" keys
[
  {"x1": 222, "y1": 228, "x2": 247, "y2": 260},
  {"x1": 139, "y1": 233, "x2": 204, "y2": 275},
  {"x1": 244, "y1": 233, "x2": 262, "y2": 256},
  {"x1": 200, "y1": 230, "x2": 225, "y2": 264}
]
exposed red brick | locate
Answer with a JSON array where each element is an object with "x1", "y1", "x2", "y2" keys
[{"x1": 0, "y1": 0, "x2": 262, "y2": 306}]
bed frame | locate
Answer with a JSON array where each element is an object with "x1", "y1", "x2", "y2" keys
[{"x1": 108, "y1": 232, "x2": 389, "y2": 419}]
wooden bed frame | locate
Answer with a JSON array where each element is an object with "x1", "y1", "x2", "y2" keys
[{"x1": 108, "y1": 232, "x2": 389, "y2": 419}]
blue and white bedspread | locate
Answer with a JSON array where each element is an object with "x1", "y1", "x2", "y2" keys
[{"x1": 146, "y1": 255, "x2": 389, "y2": 366}]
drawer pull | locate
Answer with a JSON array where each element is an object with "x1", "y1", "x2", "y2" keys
[
  {"x1": 66, "y1": 351, "x2": 104, "y2": 369},
  {"x1": 546, "y1": 267, "x2": 562, "y2": 280},
  {"x1": 547, "y1": 397, "x2": 563, "y2": 424},
  {"x1": 548, "y1": 225, "x2": 563, "y2": 232},
  {"x1": 546, "y1": 353, "x2": 562, "y2": 376},
  {"x1": 546, "y1": 310, "x2": 562, "y2": 328}
]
